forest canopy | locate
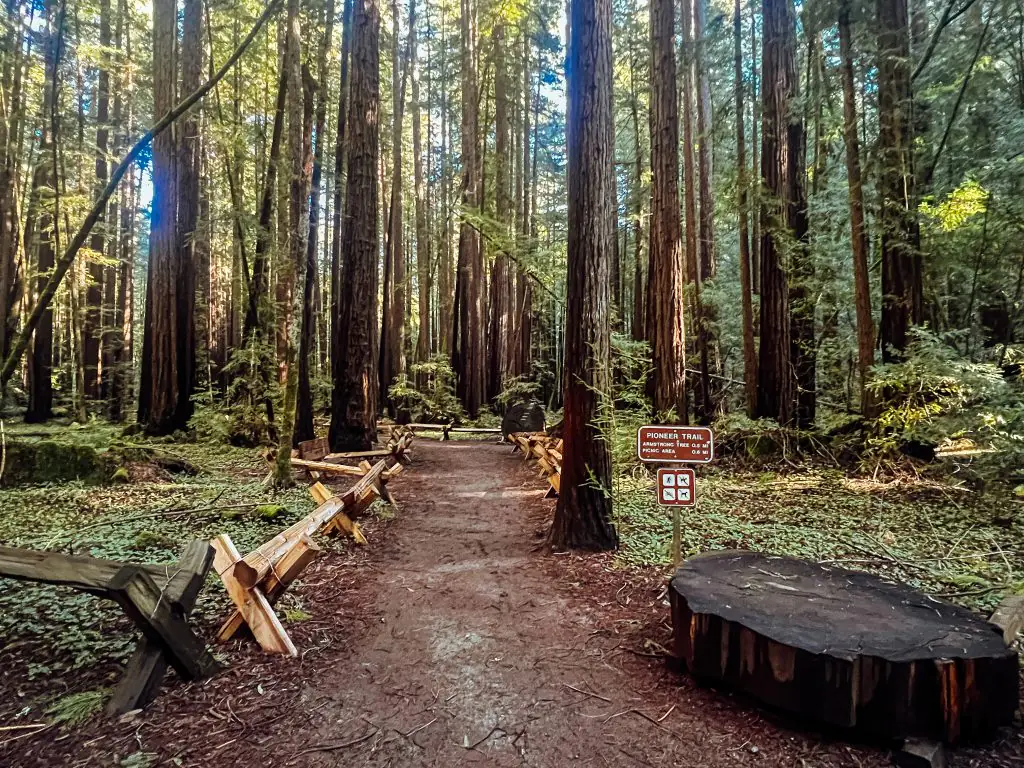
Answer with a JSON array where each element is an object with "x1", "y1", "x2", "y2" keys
[{"x1": 0, "y1": 0, "x2": 1022, "y2": 498}]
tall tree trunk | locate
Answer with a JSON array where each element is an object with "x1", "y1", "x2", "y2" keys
[
  {"x1": 549, "y1": 0, "x2": 617, "y2": 552},
  {"x1": 694, "y1": 0, "x2": 718, "y2": 423},
  {"x1": 331, "y1": 0, "x2": 355, "y2": 400},
  {"x1": 330, "y1": 0, "x2": 380, "y2": 451},
  {"x1": 646, "y1": 0, "x2": 686, "y2": 420},
  {"x1": 176, "y1": 0, "x2": 202, "y2": 422},
  {"x1": 437, "y1": 10, "x2": 453, "y2": 356},
  {"x1": 512, "y1": 27, "x2": 533, "y2": 377},
  {"x1": 25, "y1": 0, "x2": 60, "y2": 423},
  {"x1": 296, "y1": 0, "x2": 335, "y2": 443},
  {"x1": 139, "y1": 0, "x2": 181, "y2": 433},
  {"x1": 756, "y1": 0, "x2": 808, "y2": 426},
  {"x1": 628, "y1": 19, "x2": 645, "y2": 343},
  {"x1": 734, "y1": 0, "x2": 756, "y2": 417},
  {"x1": 486, "y1": 20, "x2": 512, "y2": 401},
  {"x1": 0, "y1": 0, "x2": 27, "y2": 366},
  {"x1": 681, "y1": 0, "x2": 709, "y2": 422},
  {"x1": 83, "y1": 0, "x2": 110, "y2": 400},
  {"x1": 108, "y1": 0, "x2": 134, "y2": 420},
  {"x1": 274, "y1": 0, "x2": 312, "y2": 483},
  {"x1": 749, "y1": 1, "x2": 760, "y2": 295},
  {"x1": 412, "y1": 6, "x2": 431, "y2": 368},
  {"x1": 453, "y1": 0, "x2": 484, "y2": 417},
  {"x1": 839, "y1": 0, "x2": 877, "y2": 416},
  {"x1": 877, "y1": 0, "x2": 922, "y2": 360},
  {"x1": 380, "y1": 0, "x2": 413, "y2": 411},
  {"x1": 694, "y1": 0, "x2": 715, "y2": 284}
]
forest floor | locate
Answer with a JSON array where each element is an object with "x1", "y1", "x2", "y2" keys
[{"x1": 1, "y1": 435, "x2": 1023, "y2": 767}]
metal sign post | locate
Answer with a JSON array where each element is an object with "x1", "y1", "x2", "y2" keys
[{"x1": 638, "y1": 426, "x2": 714, "y2": 566}]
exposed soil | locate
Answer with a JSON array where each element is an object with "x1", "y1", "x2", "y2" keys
[{"x1": 4, "y1": 439, "x2": 1022, "y2": 767}]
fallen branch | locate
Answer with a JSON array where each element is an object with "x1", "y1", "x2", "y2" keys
[{"x1": 293, "y1": 727, "x2": 379, "y2": 756}]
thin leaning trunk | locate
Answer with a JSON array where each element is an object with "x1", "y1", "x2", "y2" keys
[
  {"x1": 734, "y1": 0, "x2": 756, "y2": 417},
  {"x1": 839, "y1": 0, "x2": 876, "y2": 416}
]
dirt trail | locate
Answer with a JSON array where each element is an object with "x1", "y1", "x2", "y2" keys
[{"x1": 11, "y1": 439, "x2": 1015, "y2": 767}]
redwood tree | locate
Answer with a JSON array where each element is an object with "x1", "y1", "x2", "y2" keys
[
  {"x1": 139, "y1": 0, "x2": 184, "y2": 434},
  {"x1": 330, "y1": 0, "x2": 381, "y2": 451},
  {"x1": 877, "y1": 0, "x2": 922, "y2": 360},
  {"x1": 839, "y1": 0, "x2": 877, "y2": 415},
  {"x1": 645, "y1": 0, "x2": 686, "y2": 420},
  {"x1": 756, "y1": 0, "x2": 806, "y2": 427},
  {"x1": 734, "y1": 0, "x2": 756, "y2": 417},
  {"x1": 453, "y1": 0, "x2": 484, "y2": 416},
  {"x1": 549, "y1": 0, "x2": 617, "y2": 552}
]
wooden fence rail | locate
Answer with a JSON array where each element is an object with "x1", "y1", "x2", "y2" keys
[
  {"x1": 0, "y1": 540, "x2": 219, "y2": 714},
  {"x1": 381, "y1": 423, "x2": 502, "y2": 441},
  {"x1": 508, "y1": 432, "x2": 562, "y2": 497},
  {"x1": 215, "y1": 438, "x2": 411, "y2": 656}
]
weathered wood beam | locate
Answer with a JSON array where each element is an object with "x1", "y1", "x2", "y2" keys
[
  {"x1": 107, "y1": 540, "x2": 215, "y2": 715},
  {"x1": 211, "y1": 534, "x2": 296, "y2": 656},
  {"x1": 107, "y1": 566, "x2": 221, "y2": 681},
  {"x1": 288, "y1": 457, "x2": 367, "y2": 477},
  {"x1": 218, "y1": 534, "x2": 320, "y2": 642}
]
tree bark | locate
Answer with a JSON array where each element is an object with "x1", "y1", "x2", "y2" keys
[
  {"x1": 646, "y1": 0, "x2": 687, "y2": 420},
  {"x1": 486, "y1": 20, "x2": 512, "y2": 401},
  {"x1": 877, "y1": 0, "x2": 922, "y2": 360},
  {"x1": 734, "y1": 0, "x2": 756, "y2": 417},
  {"x1": 681, "y1": 0, "x2": 709, "y2": 423},
  {"x1": 412, "y1": 6, "x2": 431, "y2": 369},
  {"x1": 0, "y1": 0, "x2": 27, "y2": 367},
  {"x1": 839, "y1": 0, "x2": 877, "y2": 416},
  {"x1": 296, "y1": 0, "x2": 335, "y2": 443},
  {"x1": 274, "y1": 0, "x2": 312, "y2": 484},
  {"x1": 330, "y1": 0, "x2": 380, "y2": 451},
  {"x1": 756, "y1": 0, "x2": 807, "y2": 427},
  {"x1": 139, "y1": 0, "x2": 181, "y2": 434},
  {"x1": 453, "y1": 0, "x2": 484, "y2": 417},
  {"x1": 628, "y1": 17, "x2": 645, "y2": 343},
  {"x1": 83, "y1": 0, "x2": 110, "y2": 400},
  {"x1": 331, "y1": 0, "x2": 355, "y2": 405},
  {"x1": 549, "y1": 0, "x2": 617, "y2": 552},
  {"x1": 25, "y1": 0, "x2": 60, "y2": 423},
  {"x1": 175, "y1": 0, "x2": 202, "y2": 422}
]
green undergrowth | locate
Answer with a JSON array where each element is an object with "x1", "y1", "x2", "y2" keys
[{"x1": 613, "y1": 464, "x2": 1024, "y2": 614}]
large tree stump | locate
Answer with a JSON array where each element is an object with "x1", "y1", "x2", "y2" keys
[{"x1": 669, "y1": 551, "x2": 1018, "y2": 744}]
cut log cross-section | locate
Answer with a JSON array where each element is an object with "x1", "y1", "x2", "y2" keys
[{"x1": 669, "y1": 551, "x2": 1018, "y2": 744}]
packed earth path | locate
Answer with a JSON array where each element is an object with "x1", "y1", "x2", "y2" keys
[{"x1": 7, "y1": 439, "x2": 1019, "y2": 767}]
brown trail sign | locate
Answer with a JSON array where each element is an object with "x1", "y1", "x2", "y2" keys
[
  {"x1": 639, "y1": 425, "x2": 714, "y2": 564},
  {"x1": 637, "y1": 425, "x2": 714, "y2": 463}
]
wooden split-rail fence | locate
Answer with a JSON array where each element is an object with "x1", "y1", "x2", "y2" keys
[
  {"x1": 381, "y1": 422, "x2": 502, "y2": 441},
  {"x1": 0, "y1": 429, "x2": 416, "y2": 714},
  {"x1": 508, "y1": 432, "x2": 562, "y2": 497},
  {"x1": 214, "y1": 430, "x2": 412, "y2": 656}
]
